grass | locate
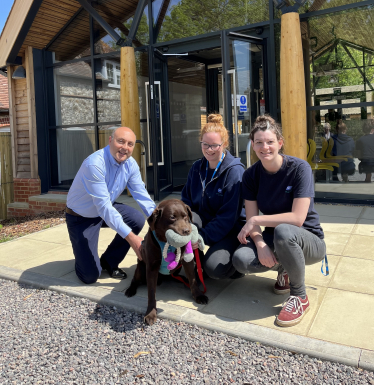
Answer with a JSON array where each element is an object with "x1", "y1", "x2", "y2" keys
[{"x1": 0, "y1": 236, "x2": 15, "y2": 243}]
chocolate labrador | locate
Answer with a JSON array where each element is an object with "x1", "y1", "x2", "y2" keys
[{"x1": 125, "y1": 199, "x2": 208, "y2": 325}]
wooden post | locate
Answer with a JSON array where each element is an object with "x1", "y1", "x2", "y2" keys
[
  {"x1": 25, "y1": 46, "x2": 38, "y2": 179},
  {"x1": 280, "y1": 12, "x2": 307, "y2": 160},
  {"x1": 120, "y1": 46, "x2": 142, "y2": 172},
  {"x1": 7, "y1": 66, "x2": 17, "y2": 179}
]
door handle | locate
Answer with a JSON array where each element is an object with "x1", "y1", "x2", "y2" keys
[{"x1": 228, "y1": 69, "x2": 239, "y2": 157}]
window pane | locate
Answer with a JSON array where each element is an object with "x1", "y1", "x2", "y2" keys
[
  {"x1": 53, "y1": 60, "x2": 94, "y2": 126},
  {"x1": 156, "y1": 0, "x2": 268, "y2": 43},
  {"x1": 50, "y1": 126, "x2": 96, "y2": 188},
  {"x1": 98, "y1": 124, "x2": 121, "y2": 149}
]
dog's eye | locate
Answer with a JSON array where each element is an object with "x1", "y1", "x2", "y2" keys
[{"x1": 170, "y1": 215, "x2": 176, "y2": 220}]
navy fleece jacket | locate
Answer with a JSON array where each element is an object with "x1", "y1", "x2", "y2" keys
[{"x1": 181, "y1": 150, "x2": 246, "y2": 246}]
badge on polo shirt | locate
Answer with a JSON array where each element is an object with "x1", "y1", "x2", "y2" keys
[{"x1": 285, "y1": 186, "x2": 293, "y2": 193}]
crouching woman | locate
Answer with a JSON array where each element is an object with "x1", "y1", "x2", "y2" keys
[{"x1": 233, "y1": 115, "x2": 326, "y2": 327}]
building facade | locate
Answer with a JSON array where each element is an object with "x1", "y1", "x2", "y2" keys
[{"x1": 0, "y1": 0, "x2": 374, "y2": 217}]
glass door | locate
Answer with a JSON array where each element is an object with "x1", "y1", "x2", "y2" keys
[
  {"x1": 146, "y1": 50, "x2": 173, "y2": 201},
  {"x1": 223, "y1": 32, "x2": 268, "y2": 166}
]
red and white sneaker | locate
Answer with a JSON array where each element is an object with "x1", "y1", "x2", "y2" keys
[
  {"x1": 276, "y1": 295, "x2": 310, "y2": 327},
  {"x1": 274, "y1": 270, "x2": 290, "y2": 295}
]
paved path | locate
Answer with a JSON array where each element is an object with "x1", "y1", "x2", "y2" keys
[{"x1": 1, "y1": 196, "x2": 374, "y2": 370}]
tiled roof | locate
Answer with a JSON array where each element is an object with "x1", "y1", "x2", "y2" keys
[{"x1": 0, "y1": 74, "x2": 9, "y2": 110}]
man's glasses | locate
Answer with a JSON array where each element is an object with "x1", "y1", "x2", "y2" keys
[{"x1": 200, "y1": 142, "x2": 223, "y2": 151}]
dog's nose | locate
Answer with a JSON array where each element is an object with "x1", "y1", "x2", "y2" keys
[{"x1": 182, "y1": 228, "x2": 191, "y2": 235}]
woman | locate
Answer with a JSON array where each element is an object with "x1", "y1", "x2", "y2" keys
[
  {"x1": 181, "y1": 114, "x2": 246, "y2": 280},
  {"x1": 233, "y1": 115, "x2": 326, "y2": 327}
]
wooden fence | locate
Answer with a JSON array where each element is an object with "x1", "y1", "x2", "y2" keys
[{"x1": 0, "y1": 133, "x2": 14, "y2": 220}]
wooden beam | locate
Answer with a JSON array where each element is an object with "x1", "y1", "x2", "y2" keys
[
  {"x1": 7, "y1": 66, "x2": 18, "y2": 179},
  {"x1": 120, "y1": 46, "x2": 142, "y2": 177},
  {"x1": 280, "y1": 12, "x2": 307, "y2": 160},
  {"x1": 25, "y1": 46, "x2": 38, "y2": 179}
]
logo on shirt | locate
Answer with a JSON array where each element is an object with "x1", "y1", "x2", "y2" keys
[
  {"x1": 216, "y1": 188, "x2": 223, "y2": 196},
  {"x1": 285, "y1": 186, "x2": 293, "y2": 193},
  {"x1": 218, "y1": 188, "x2": 222, "y2": 193}
]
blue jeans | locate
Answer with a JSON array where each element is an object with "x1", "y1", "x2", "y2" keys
[{"x1": 66, "y1": 202, "x2": 145, "y2": 284}]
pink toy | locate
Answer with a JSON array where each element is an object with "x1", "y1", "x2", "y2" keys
[{"x1": 165, "y1": 241, "x2": 194, "y2": 270}]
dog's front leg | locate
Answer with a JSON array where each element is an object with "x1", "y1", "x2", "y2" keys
[
  {"x1": 144, "y1": 261, "x2": 160, "y2": 325},
  {"x1": 183, "y1": 260, "x2": 208, "y2": 305}
]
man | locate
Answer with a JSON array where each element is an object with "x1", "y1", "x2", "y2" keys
[{"x1": 66, "y1": 127, "x2": 155, "y2": 284}]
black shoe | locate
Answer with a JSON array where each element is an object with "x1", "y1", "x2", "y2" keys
[{"x1": 100, "y1": 258, "x2": 127, "y2": 279}]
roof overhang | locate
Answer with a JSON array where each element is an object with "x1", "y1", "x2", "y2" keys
[{"x1": 0, "y1": 0, "x2": 43, "y2": 67}]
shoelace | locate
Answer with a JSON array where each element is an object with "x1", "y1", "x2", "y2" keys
[
  {"x1": 282, "y1": 296, "x2": 305, "y2": 314},
  {"x1": 277, "y1": 270, "x2": 287, "y2": 287}
]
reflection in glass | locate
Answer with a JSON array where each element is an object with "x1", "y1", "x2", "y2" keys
[
  {"x1": 99, "y1": 124, "x2": 121, "y2": 149},
  {"x1": 157, "y1": 0, "x2": 268, "y2": 43},
  {"x1": 95, "y1": 56, "x2": 121, "y2": 123},
  {"x1": 54, "y1": 127, "x2": 96, "y2": 188},
  {"x1": 54, "y1": 61, "x2": 94, "y2": 126},
  {"x1": 168, "y1": 57, "x2": 207, "y2": 187}
]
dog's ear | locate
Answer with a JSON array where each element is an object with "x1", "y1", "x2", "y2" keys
[
  {"x1": 147, "y1": 207, "x2": 163, "y2": 231},
  {"x1": 185, "y1": 204, "x2": 193, "y2": 222}
]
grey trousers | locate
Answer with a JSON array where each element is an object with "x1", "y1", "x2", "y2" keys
[
  {"x1": 192, "y1": 212, "x2": 241, "y2": 280},
  {"x1": 232, "y1": 224, "x2": 326, "y2": 297}
]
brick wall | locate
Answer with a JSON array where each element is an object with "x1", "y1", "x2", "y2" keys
[
  {"x1": 13, "y1": 178, "x2": 41, "y2": 202},
  {"x1": 0, "y1": 115, "x2": 10, "y2": 127}
]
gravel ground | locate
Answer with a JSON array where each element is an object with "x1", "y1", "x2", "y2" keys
[{"x1": 1, "y1": 279, "x2": 374, "y2": 385}]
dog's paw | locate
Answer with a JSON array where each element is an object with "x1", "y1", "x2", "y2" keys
[
  {"x1": 195, "y1": 294, "x2": 209, "y2": 305},
  {"x1": 144, "y1": 308, "x2": 157, "y2": 325},
  {"x1": 124, "y1": 284, "x2": 137, "y2": 298}
]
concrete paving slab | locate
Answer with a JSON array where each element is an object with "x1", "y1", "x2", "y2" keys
[
  {"x1": 324, "y1": 232, "x2": 351, "y2": 255},
  {"x1": 353, "y1": 219, "x2": 374, "y2": 237},
  {"x1": 305, "y1": 254, "x2": 341, "y2": 287},
  {"x1": 330, "y1": 257, "x2": 374, "y2": 295},
  {"x1": 360, "y1": 350, "x2": 374, "y2": 371},
  {"x1": 308, "y1": 288, "x2": 374, "y2": 351},
  {"x1": 0, "y1": 238, "x2": 75, "y2": 277},
  {"x1": 319, "y1": 216, "x2": 357, "y2": 234},
  {"x1": 25, "y1": 224, "x2": 71, "y2": 245},
  {"x1": 315, "y1": 204, "x2": 363, "y2": 219},
  {"x1": 343, "y1": 234, "x2": 374, "y2": 260},
  {"x1": 202, "y1": 273, "x2": 327, "y2": 337}
]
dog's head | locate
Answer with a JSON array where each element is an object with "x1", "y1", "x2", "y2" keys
[{"x1": 147, "y1": 199, "x2": 192, "y2": 242}]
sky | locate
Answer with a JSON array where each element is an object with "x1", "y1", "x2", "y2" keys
[{"x1": 0, "y1": 0, "x2": 14, "y2": 35}]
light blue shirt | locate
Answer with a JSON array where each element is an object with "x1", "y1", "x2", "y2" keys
[{"x1": 67, "y1": 145, "x2": 155, "y2": 238}]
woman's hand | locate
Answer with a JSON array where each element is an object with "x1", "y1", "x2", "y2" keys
[
  {"x1": 237, "y1": 220, "x2": 255, "y2": 244},
  {"x1": 191, "y1": 242, "x2": 199, "y2": 250},
  {"x1": 257, "y1": 243, "x2": 277, "y2": 268}
]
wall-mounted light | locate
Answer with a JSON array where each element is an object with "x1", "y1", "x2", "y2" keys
[{"x1": 12, "y1": 66, "x2": 26, "y2": 79}]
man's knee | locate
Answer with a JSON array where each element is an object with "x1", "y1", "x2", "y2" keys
[
  {"x1": 76, "y1": 268, "x2": 100, "y2": 284},
  {"x1": 130, "y1": 211, "x2": 145, "y2": 235}
]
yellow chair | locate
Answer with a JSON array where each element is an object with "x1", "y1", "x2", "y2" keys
[
  {"x1": 307, "y1": 139, "x2": 338, "y2": 171},
  {"x1": 321, "y1": 138, "x2": 351, "y2": 163}
]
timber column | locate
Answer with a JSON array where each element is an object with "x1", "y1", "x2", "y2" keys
[
  {"x1": 279, "y1": 8, "x2": 307, "y2": 160},
  {"x1": 120, "y1": 46, "x2": 142, "y2": 171}
]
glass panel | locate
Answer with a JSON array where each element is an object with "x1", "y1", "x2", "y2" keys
[
  {"x1": 51, "y1": 126, "x2": 96, "y2": 188},
  {"x1": 123, "y1": 5, "x2": 150, "y2": 46},
  {"x1": 95, "y1": 56, "x2": 121, "y2": 123},
  {"x1": 136, "y1": 51, "x2": 149, "y2": 120},
  {"x1": 53, "y1": 60, "x2": 94, "y2": 126},
  {"x1": 230, "y1": 39, "x2": 264, "y2": 165},
  {"x1": 157, "y1": 0, "x2": 268, "y2": 43},
  {"x1": 168, "y1": 56, "x2": 207, "y2": 187},
  {"x1": 49, "y1": 9, "x2": 91, "y2": 62},
  {"x1": 93, "y1": 19, "x2": 121, "y2": 54}
]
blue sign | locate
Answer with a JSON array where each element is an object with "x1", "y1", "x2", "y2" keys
[
  {"x1": 238, "y1": 95, "x2": 247, "y2": 112},
  {"x1": 240, "y1": 95, "x2": 246, "y2": 105}
]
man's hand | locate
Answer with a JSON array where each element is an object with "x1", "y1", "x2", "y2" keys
[{"x1": 125, "y1": 232, "x2": 143, "y2": 261}]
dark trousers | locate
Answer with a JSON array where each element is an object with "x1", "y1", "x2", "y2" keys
[
  {"x1": 66, "y1": 202, "x2": 145, "y2": 284},
  {"x1": 192, "y1": 212, "x2": 241, "y2": 279}
]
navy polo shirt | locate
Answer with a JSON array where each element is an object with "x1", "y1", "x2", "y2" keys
[{"x1": 242, "y1": 155, "x2": 324, "y2": 239}]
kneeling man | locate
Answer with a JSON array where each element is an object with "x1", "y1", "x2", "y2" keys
[{"x1": 66, "y1": 127, "x2": 155, "y2": 284}]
